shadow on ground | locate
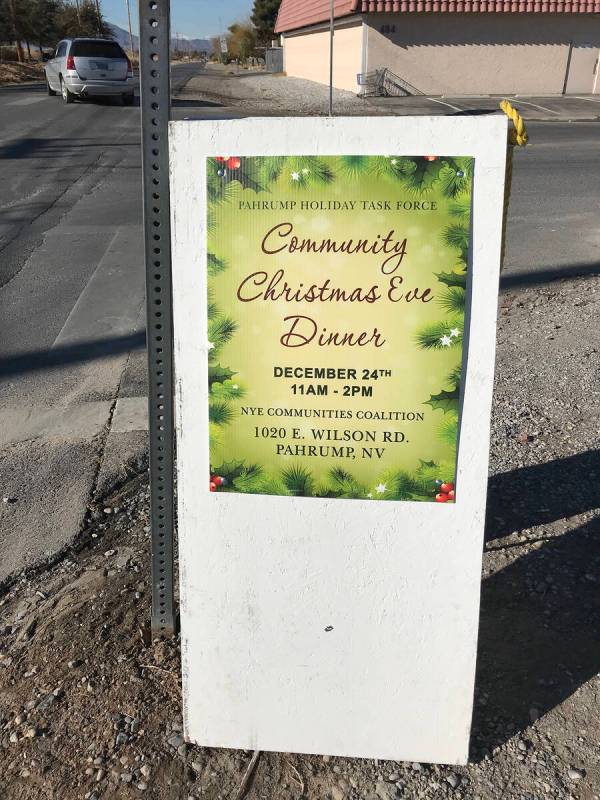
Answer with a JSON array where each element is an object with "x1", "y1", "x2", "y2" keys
[
  {"x1": 500, "y1": 261, "x2": 600, "y2": 289},
  {"x1": 485, "y1": 450, "x2": 600, "y2": 543},
  {"x1": 0, "y1": 331, "x2": 145, "y2": 378},
  {"x1": 472, "y1": 513, "x2": 600, "y2": 758}
]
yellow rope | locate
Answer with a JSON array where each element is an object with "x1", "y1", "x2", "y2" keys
[
  {"x1": 500, "y1": 99, "x2": 529, "y2": 147},
  {"x1": 499, "y1": 100, "x2": 528, "y2": 270}
]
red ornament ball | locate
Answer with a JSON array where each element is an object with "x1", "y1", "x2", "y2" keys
[
  {"x1": 215, "y1": 156, "x2": 227, "y2": 163},
  {"x1": 209, "y1": 481, "x2": 217, "y2": 492},
  {"x1": 226, "y1": 156, "x2": 241, "y2": 169},
  {"x1": 213, "y1": 476, "x2": 224, "y2": 487},
  {"x1": 440, "y1": 482, "x2": 454, "y2": 494},
  {"x1": 435, "y1": 492, "x2": 448, "y2": 503},
  {"x1": 447, "y1": 489, "x2": 455, "y2": 501},
  {"x1": 424, "y1": 155, "x2": 438, "y2": 162}
]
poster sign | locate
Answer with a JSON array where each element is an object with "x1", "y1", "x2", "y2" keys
[
  {"x1": 170, "y1": 116, "x2": 507, "y2": 764},
  {"x1": 208, "y1": 154, "x2": 473, "y2": 502}
]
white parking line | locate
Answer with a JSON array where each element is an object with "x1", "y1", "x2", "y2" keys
[
  {"x1": 512, "y1": 99, "x2": 559, "y2": 114},
  {"x1": 574, "y1": 96, "x2": 600, "y2": 104},
  {"x1": 7, "y1": 96, "x2": 46, "y2": 107},
  {"x1": 426, "y1": 97, "x2": 463, "y2": 112}
]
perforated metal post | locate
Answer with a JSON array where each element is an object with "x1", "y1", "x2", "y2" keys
[{"x1": 139, "y1": 0, "x2": 177, "y2": 637}]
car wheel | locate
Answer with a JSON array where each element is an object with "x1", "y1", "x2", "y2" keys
[
  {"x1": 122, "y1": 93, "x2": 135, "y2": 106},
  {"x1": 46, "y1": 79, "x2": 57, "y2": 96},
  {"x1": 60, "y1": 77, "x2": 74, "y2": 104}
]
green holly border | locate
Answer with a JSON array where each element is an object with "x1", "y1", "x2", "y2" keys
[{"x1": 207, "y1": 155, "x2": 473, "y2": 501}]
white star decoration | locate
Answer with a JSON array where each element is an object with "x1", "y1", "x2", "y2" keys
[
  {"x1": 449, "y1": 328, "x2": 460, "y2": 338},
  {"x1": 367, "y1": 493, "x2": 373, "y2": 499},
  {"x1": 207, "y1": 341, "x2": 215, "y2": 350},
  {"x1": 391, "y1": 158, "x2": 398, "y2": 165},
  {"x1": 291, "y1": 172, "x2": 300, "y2": 181},
  {"x1": 232, "y1": 384, "x2": 238, "y2": 390},
  {"x1": 302, "y1": 168, "x2": 309, "y2": 174},
  {"x1": 375, "y1": 483, "x2": 387, "y2": 494},
  {"x1": 440, "y1": 335, "x2": 452, "y2": 347}
]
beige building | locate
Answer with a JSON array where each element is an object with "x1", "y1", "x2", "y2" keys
[{"x1": 274, "y1": 0, "x2": 600, "y2": 95}]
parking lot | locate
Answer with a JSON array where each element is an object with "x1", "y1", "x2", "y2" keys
[
  {"x1": 367, "y1": 93, "x2": 600, "y2": 120},
  {"x1": 366, "y1": 95, "x2": 600, "y2": 121}
]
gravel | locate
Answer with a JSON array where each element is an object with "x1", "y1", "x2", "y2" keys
[
  {"x1": 446, "y1": 772, "x2": 461, "y2": 789},
  {"x1": 0, "y1": 270, "x2": 598, "y2": 798},
  {"x1": 181, "y1": 62, "x2": 372, "y2": 117},
  {"x1": 167, "y1": 733, "x2": 185, "y2": 749}
]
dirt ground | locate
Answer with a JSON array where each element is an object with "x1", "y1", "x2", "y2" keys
[
  {"x1": 0, "y1": 61, "x2": 45, "y2": 85},
  {"x1": 1, "y1": 269, "x2": 599, "y2": 800}
]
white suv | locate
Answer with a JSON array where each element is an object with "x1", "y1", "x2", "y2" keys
[{"x1": 45, "y1": 38, "x2": 135, "y2": 104}]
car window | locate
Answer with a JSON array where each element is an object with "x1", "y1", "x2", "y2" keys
[
  {"x1": 70, "y1": 41, "x2": 125, "y2": 59},
  {"x1": 54, "y1": 42, "x2": 65, "y2": 58}
]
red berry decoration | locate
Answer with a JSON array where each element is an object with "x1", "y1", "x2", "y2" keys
[
  {"x1": 447, "y1": 489, "x2": 455, "y2": 501},
  {"x1": 209, "y1": 481, "x2": 217, "y2": 492},
  {"x1": 424, "y1": 155, "x2": 438, "y2": 161},
  {"x1": 213, "y1": 476, "x2": 224, "y2": 487},
  {"x1": 226, "y1": 156, "x2": 241, "y2": 169},
  {"x1": 440, "y1": 482, "x2": 454, "y2": 494},
  {"x1": 435, "y1": 492, "x2": 448, "y2": 503},
  {"x1": 215, "y1": 156, "x2": 226, "y2": 163}
]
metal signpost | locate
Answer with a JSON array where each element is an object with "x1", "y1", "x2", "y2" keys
[
  {"x1": 329, "y1": 0, "x2": 334, "y2": 115},
  {"x1": 138, "y1": 0, "x2": 176, "y2": 638}
]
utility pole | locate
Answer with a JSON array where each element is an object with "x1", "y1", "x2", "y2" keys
[
  {"x1": 74, "y1": 0, "x2": 81, "y2": 34},
  {"x1": 94, "y1": 0, "x2": 102, "y2": 35},
  {"x1": 125, "y1": 0, "x2": 135, "y2": 57},
  {"x1": 96, "y1": 0, "x2": 102, "y2": 36},
  {"x1": 328, "y1": 0, "x2": 334, "y2": 116}
]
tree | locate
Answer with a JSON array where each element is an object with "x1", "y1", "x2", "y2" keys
[
  {"x1": 1, "y1": 0, "x2": 27, "y2": 61},
  {"x1": 55, "y1": 0, "x2": 109, "y2": 39},
  {"x1": 24, "y1": 0, "x2": 60, "y2": 53},
  {"x1": 0, "y1": 7, "x2": 12, "y2": 45},
  {"x1": 0, "y1": 0, "x2": 109, "y2": 60},
  {"x1": 250, "y1": 0, "x2": 281, "y2": 45},
  {"x1": 226, "y1": 21, "x2": 256, "y2": 64}
]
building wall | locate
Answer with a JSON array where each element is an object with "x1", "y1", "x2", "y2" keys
[
  {"x1": 365, "y1": 13, "x2": 600, "y2": 94},
  {"x1": 283, "y1": 20, "x2": 364, "y2": 94}
]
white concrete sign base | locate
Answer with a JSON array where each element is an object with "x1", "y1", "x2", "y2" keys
[{"x1": 169, "y1": 115, "x2": 507, "y2": 765}]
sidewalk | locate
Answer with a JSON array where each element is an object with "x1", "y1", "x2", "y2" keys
[{"x1": 181, "y1": 64, "x2": 600, "y2": 120}]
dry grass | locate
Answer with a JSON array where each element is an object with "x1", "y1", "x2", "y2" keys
[{"x1": 0, "y1": 60, "x2": 45, "y2": 85}]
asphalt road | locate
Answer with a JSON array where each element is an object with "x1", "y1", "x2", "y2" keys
[
  {"x1": 506, "y1": 121, "x2": 600, "y2": 287},
  {"x1": 0, "y1": 62, "x2": 207, "y2": 584},
  {"x1": 0, "y1": 65, "x2": 599, "y2": 584}
]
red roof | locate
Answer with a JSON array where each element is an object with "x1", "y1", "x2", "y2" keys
[
  {"x1": 275, "y1": 0, "x2": 357, "y2": 33},
  {"x1": 275, "y1": 0, "x2": 600, "y2": 32}
]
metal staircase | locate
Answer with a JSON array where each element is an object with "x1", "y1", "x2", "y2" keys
[{"x1": 357, "y1": 68, "x2": 424, "y2": 98}]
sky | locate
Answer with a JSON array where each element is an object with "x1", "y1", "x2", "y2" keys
[{"x1": 102, "y1": 0, "x2": 253, "y2": 40}]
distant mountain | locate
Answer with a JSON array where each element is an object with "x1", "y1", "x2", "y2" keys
[
  {"x1": 108, "y1": 23, "x2": 214, "y2": 54},
  {"x1": 171, "y1": 35, "x2": 215, "y2": 55},
  {"x1": 107, "y1": 23, "x2": 138, "y2": 50}
]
